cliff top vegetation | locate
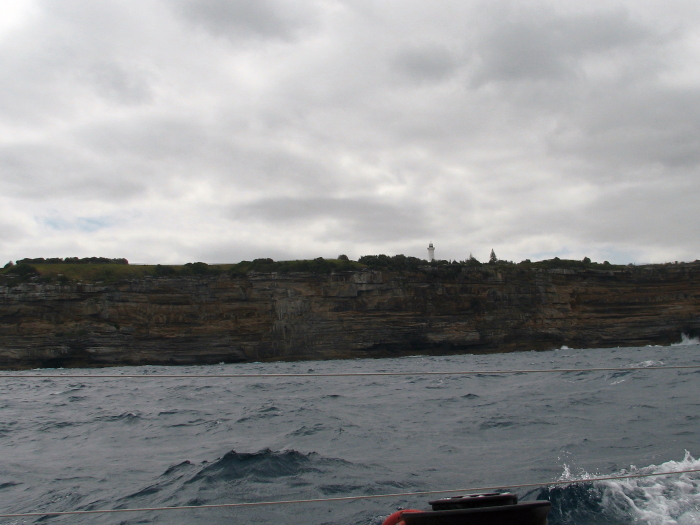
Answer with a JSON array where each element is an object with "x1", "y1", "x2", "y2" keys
[
  {"x1": 13, "y1": 257, "x2": 128, "y2": 265},
  {"x1": 1, "y1": 254, "x2": 697, "y2": 286}
]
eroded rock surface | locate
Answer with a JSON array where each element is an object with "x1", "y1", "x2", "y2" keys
[{"x1": 1, "y1": 265, "x2": 699, "y2": 368}]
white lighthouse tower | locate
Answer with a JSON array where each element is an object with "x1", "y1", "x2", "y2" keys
[{"x1": 428, "y1": 242, "x2": 435, "y2": 261}]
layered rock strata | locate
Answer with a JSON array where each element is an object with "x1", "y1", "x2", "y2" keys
[{"x1": 0, "y1": 265, "x2": 699, "y2": 368}]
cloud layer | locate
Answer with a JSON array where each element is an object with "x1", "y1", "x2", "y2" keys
[{"x1": 1, "y1": 0, "x2": 699, "y2": 264}]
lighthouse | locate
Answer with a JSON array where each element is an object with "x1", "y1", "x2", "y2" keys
[{"x1": 428, "y1": 242, "x2": 435, "y2": 261}]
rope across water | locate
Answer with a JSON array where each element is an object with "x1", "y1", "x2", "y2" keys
[{"x1": 0, "y1": 468, "x2": 698, "y2": 519}]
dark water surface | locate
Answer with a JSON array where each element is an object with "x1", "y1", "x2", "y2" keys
[{"x1": 1, "y1": 343, "x2": 699, "y2": 524}]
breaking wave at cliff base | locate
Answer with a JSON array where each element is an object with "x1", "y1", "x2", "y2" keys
[{"x1": 673, "y1": 333, "x2": 700, "y2": 346}]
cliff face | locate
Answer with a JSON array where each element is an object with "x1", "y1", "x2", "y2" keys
[{"x1": 1, "y1": 265, "x2": 699, "y2": 368}]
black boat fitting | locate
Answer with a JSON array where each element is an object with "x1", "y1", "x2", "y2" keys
[{"x1": 384, "y1": 493, "x2": 550, "y2": 525}]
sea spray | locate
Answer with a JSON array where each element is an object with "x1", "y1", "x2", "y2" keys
[{"x1": 536, "y1": 452, "x2": 700, "y2": 525}]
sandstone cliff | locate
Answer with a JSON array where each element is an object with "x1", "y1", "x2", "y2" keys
[{"x1": 1, "y1": 264, "x2": 699, "y2": 368}]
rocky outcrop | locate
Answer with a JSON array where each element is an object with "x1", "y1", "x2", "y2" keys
[{"x1": 0, "y1": 264, "x2": 699, "y2": 368}]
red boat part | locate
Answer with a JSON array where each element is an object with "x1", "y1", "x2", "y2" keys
[{"x1": 382, "y1": 509, "x2": 422, "y2": 525}]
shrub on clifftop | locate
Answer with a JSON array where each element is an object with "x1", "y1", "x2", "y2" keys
[
  {"x1": 6, "y1": 263, "x2": 38, "y2": 277},
  {"x1": 154, "y1": 264, "x2": 177, "y2": 277},
  {"x1": 227, "y1": 257, "x2": 358, "y2": 276},
  {"x1": 358, "y1": 254, "x2": 425, "y2": 271},
  {"x1": 16, "y1": 257, "x2": 129, "y2": 265},
  {"x1": 181, "y1": 262, "x2": 221, "y2": 275}
]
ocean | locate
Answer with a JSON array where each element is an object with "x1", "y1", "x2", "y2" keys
[{"x1": 1, "y1": 342, "x2": 699, "y2": 524}]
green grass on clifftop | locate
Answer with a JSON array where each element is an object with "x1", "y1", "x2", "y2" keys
[{"x1": 17, "y1": 263, "x2": 155, "y2": 282}]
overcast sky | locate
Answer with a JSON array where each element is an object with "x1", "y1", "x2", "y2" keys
[{"x1": 1, "y1": 0, "x2": 699, "y2": 265}]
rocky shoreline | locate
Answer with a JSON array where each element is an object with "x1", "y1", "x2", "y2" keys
[{"x1": 0, "y1": 264, "x2": 699, "y2": 369}]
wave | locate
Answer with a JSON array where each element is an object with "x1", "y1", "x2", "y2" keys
[
  {"x1": 118, "y1": 450, "x2": 700, "y2": 524},
  {"x1": 96, "y1": 412, "x2": 142, "y2": 423},
  {"x1": 187, "y1": 449, "x2": 320, "y2": 485},
  {"x1": 287, "y1": 424, "x2": 327, "y2": 436},
  {"x1": 110, "y1": 447, "x2": 400, "y2": 521},
  {"x1": 673, "y1": 334, "x2": 700, "y2": 346},
  {"x1": 478, "y1": 417, "x2": 554, "y2": 430},
  {"x1": 629, "y1": 360, "x2": 665, "y2": 368},
  {"x1": 236, "y1": 405, "x2": 281, "y2": 422},
  {"x1": 532, "y1": 452, "x2": 700, "y2": 525}
]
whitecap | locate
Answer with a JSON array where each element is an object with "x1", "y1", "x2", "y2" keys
[{"x1": 673, "y1": 334, "x2": 700, "y2": 346}]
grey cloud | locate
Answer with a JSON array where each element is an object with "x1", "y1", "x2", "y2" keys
[
  {"x1": 0, "y1": 41, "x2": 72, "y2": 124},
  {"x1": 473, "y1": 9, "x2": 652, "y2": 83},
  {"x1": 0, "y1": 0, "x2": 699, "y2": 265},
  {"x1": 77, "y1": 117, "x2": 337, "y2": 191},
  {"x1": 580, "y1": 182, "x2": 700, "y2": 247},
  {"x1": 0, "y1": 1, "x2": 161, "y2": 124},
  {"x1": 0, "y1": 143, "x2": 145, "y2": 201},
  {"x1": 231, "y1": 197, "x2": 432, "y2": 243},
  {"x1": 392, "y1": 46, "x2": 459, "y2": 83},
  {"x1": 77, "y1": 118, "x2": 212, "y2": 160},
  {"x1": 0, "y1": 221, "x2": 26, "y2": 244},
  {"x1": 545, "y1": 87, "x2": 700, "y2": 170},
  {"x1": 86, "y1": 62, "x2": 154, "y2": 105},
  {"x1": 493, "y1": 175, "x2": 700, "y2": 252},
  {"x1": 174, "y1": 0, "x2": 317, "y2": 41}
]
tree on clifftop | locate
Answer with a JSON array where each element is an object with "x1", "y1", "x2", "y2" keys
[
  {"x1": 489, "y1": 249, "x2": 498, "y2": 265},
  {"x1": 466, "y1": 254, "x2": 482, "y2": 267}
]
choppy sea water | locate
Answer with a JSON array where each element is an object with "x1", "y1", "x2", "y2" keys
[{"x1": 1, "y1": 342, "x2": 700, "y2": 525}]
